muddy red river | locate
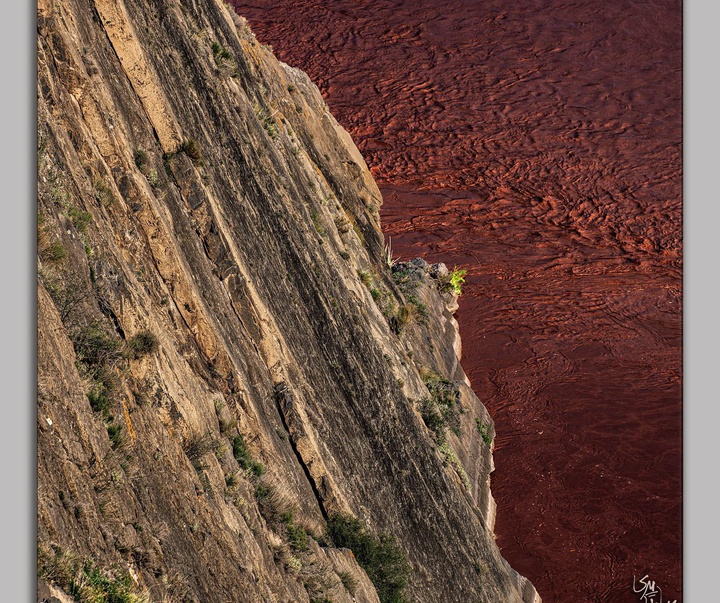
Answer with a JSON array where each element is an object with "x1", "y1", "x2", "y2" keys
[{"x1": 230, "y1": 1, "x2": 683, "y2": 601}]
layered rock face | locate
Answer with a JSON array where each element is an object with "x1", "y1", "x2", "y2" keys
[{"x1": 36, "y1": 1, "x2": 540, "y2": 602}]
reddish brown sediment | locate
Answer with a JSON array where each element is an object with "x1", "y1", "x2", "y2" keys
[{"x1": 230, "y1": 1, "x2": 682, "y2": 601}]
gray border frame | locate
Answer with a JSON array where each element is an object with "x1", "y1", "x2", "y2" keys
[
  {"x1": 685, "y1": 1, "x2": 719, "y2": 601},
  {"x1": 1, "y1": 0, "x2": 35, "y2": 599}
]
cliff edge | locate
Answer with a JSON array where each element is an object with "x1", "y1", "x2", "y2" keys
[{"x1": 37, "y1": 1, "x2": 540, "y2": 602}]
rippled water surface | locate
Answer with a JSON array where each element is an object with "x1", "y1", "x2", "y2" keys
[{"x1": 231, "y1": 1, "x2": 682, "y2": 601}]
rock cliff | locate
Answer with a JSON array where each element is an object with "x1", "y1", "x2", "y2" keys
[{"x1": 36, "y1": 1, "x2": 540, "y2": 602}]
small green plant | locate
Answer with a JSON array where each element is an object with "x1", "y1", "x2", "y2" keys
[
  {"x1": 211, "y1": 41, "x2": 237, "y2": 76},
  {"x1": 417, "y1": 397, "x2": 445, "y2": 437},
  {"x1": 106, "y1": 423, "x2": 124, "y2": 450},
  {"x1": 281, "y1": 512, "x2": 309, "y2": 551},
  {"x1": 66, "y1": 205, "x2": 92, "y2": 233},
  {"x1": 310, "y1": 210, "x2": 327, "y2": 238},
  {"x1": 178, "y1": 139, "x2": 204, "y2": 166},
  {"x1": 38, "y1": 545, "x2": 149, "y2": 603},
  {"x1": 124, "y1": 330, "x2": 158, "y2": 359},
  {"x1": 225, "y1": 472, "x2": 239, "y2": 488},
  {"x1": 133, "y1": 149, "x2": 148, "y2": 170},
  {"x1": 40, "y1": 240, "x2": 67, "y2": 265},
  {"x1": 94, "y1": 180, "x2": 114, "y2": 206},
  {"x1": 184, "y1": 432, "x2": 215, "y2": 471},
  {"x1": 145, "y1": 168, "x2": 160, "y2": 188},
  {"x1": 255, "y1": 105, "x2": 279, "y2": 139},
  {"x1": 351, "y1": 220, "x2": 365, "y2": 244},
  {"x1": 422, "y1": 369, "x2": 460, "y2": 432},
  {"x1": 383, "y1": 237, "x2": 398, "y2": 268},
  {"x1": 440, "y1": 267, "x2": 467, "y2": 295},
  {"x1": 87, "y1": 382, "x2": 112, "y2": 416},
  {"x1": 211, "y1": 41, "x2": 232, "y2": 61},
  {"x1": 437, "y1": 440, "x2": 471, "y2": 491},
  {"x1": 357, "y1": 269, "x2": 372, "y2": 289},
  {"x1": 475, "y1": 419, "x2": 492, "y2": 445},
  {"x1": 326, "y1": 513, "x2": 410, "y2": 603},
  {"x1": 72, "y1": 324, "x2": 122, "y2": 368},
  {"x1": 338, "y1": 571, "x2": 357, "y2": 594},
  {"x1": 232, "y1": 434, "x2": 265, "y2": 477},
  {"x1": 416, "y1": 369, "x2": 464, "y2": 442},
  {"x1": 287, "y1": 83, "x2": 296, "y2": 92}
]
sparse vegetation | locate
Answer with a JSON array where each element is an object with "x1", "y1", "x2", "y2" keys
[
  {"x1": 439, "y1": 266, "x2": 467, "y2": 295},
  {"x1": 351, "y1": 220, "x2": 365, "y2": 244},
  {"x1": 405, "y1": 294, "x2": 428, "y2": 322},
  {"x1": 326, "y1": 513, "x2": 410, "y2": 603},
  {"x1": 420, "y1": 369, "x2": 462, "y2": 438},
  {"x1": 72, "y1": 323, "x2": 123, "y2": 368},
  {"x1": 66, "y1": 205, "x2": 92, "y2": 233},
  {"x1": 40, "y1": 272, "x2": 90, "y2": 323},
  {"x1": 124, "y1": 330, "x2": 158, "y2": 359},
  {"x1": 357, "y1": 269, "x2": 372, "y2": 288},
  {"x1": 334, "y1": 214, "x2": 351, "y2": 234},
  {"x1": 184, "y1": 432, "x2": 215, "y2": 471},
  {"x1": 133, "y1": 149, "x2": 147, "y2": 170},
  {"x1": 338, "y1": 570, "x2": 357, "y2": 594},
  {"x1": 390, "y1": 265, "x2": 417, "y2": 291},
  {"x1": 211, "y1": 41, "x2": 238, "y2": 77},
  {"x1": 40, "y1": 240, "x2": 68, "y2": 265},
  {"x1": 437, "y1": 440, "x2": 471, "y2": 491},
  {"x1": 281, "y1": 512, "x2": 309, "y2": 551},
  {"x1": 475, "y1": 418, "x2": 492, "y2": 445},
  {"x1": 145, "y1": 168, "x2": 160, "y2": 188},
  {"x1": 384, "y1": 237, "x2": 398, "y2": 268},
  {"x1": 254, "y1": 476, "x2": 295, "y2": 524},
  {"x1": 417, "y1": 397, "x2": 445, "y2": 437},
  {"x1": 70, "y1": 323, "x2": 128, "y2": 451},
  {"x1": 232, "y1": 434, "x2": 265, "y2": 477},
  {"x1": 106, "y1": 423, "x2": 124, "y2": 450},
  {"x1": 38, "y1": 544, "x2": 149, "y2": 603},
  {"x1": 255, "y1": 105, "x2": 279, "y2": 139},
  {"x1": 94, "y1": 180, "x2": 114, "y2": 206},
  {"x1": 178, "y1": 139, "x2": 204, "y2": 166},
  {"x1": 395, "y1": 303, "x2": 422, "y2": 331},
  {"x1": 87, "y1": 380, "x2": 112, "y2": 416}
]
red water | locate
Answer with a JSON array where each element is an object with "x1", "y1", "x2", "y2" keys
[{"x1": 230, "y1": 2, "x2": 683, "y2": 601}]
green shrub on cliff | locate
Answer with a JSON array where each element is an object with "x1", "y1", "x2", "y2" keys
[
  {"x1": 72, "y1": 324, "x2": 122, "y2": 368},
  {"x1": 38, "y1": 544, "x2": 149, "y2": 603},
  {"x1": 439, "y1": 266, "x2": 466, "y2": 295},
  {"x1": 326, "y1": 513, "x2": 409, "y2": 603},
  {"x1": 232, "y1": 434, "x2": 265, "y2": 477},
  {"x1": 178, "y1": 138, "x2": 205, "y2": 166},
  {"x1": 420, "y1": 369, "x2": 461, "y2": 438},
  {"x1": 124, "y1": 330, "x2": 158, "y2": 359}
]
